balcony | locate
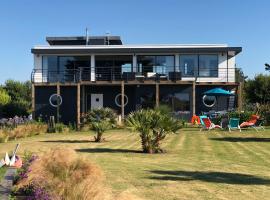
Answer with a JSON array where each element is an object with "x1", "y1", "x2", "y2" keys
[{"x1": 31, "y1": 66, "x2": 238, "y2": 84}]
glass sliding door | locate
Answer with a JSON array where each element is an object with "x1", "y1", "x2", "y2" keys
[
  {"x1": 179, "y1": 55, "x2": 198, "y2": 77},
  {"x1": 95, "y1": 55, "x2": 133, "y2": 81},
  {"x1": 58, "y1": 56, "x2": 90, "y2": 82},
  {"x1": 137, "y1": 55, "x2": 174, "y2": 78},
  {"x1": 42, "y1": 56, "x2": 58, "y2": 82}
]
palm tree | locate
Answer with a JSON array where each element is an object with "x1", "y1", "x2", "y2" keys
[
  {"x1": 126, "y1": 108, "x2": 182, "y2": 153},
  {"x1": 84, "y1": 108, "x2": 116, "y2": 142}
]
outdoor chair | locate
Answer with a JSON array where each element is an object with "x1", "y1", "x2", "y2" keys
[
  {"x1": 200, "y1": 117, "x2": 221, "y2": 131},
  {"x1": 199, "y1": 115, "x2": 208, "y2": 127},
  {"x1": 228, "y1": 118, "x2": 241, "y2": 132},
  {"x1": 240, "y1": 115, "x2": 258, "y2": 128},
  {"x1": 252, "y1": 119, "x2": 265, "y2": 132}
]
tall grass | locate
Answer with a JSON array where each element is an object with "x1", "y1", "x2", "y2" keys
[
  {"x1": 14, "y1": 148, "x2": 141, "y2": 200},
  {"x1": 0, "y1": 122, "x2": 47, "y2": 142},
  {"x1": 15, "y1": 148, "x2": 109, "y2": 200}
]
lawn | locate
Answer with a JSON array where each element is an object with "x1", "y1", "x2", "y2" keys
[{"x1": 0, "y1": 128, "x2": 270, "y2": 200}]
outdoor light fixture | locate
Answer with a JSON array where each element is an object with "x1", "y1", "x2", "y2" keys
[{"x1": 265, "y1": 63, "x2": 270, "y2": 71}]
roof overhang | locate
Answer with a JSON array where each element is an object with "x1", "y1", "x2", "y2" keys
[{"x1": 31, "y1": 45, "x2": 242, "y2": 55}]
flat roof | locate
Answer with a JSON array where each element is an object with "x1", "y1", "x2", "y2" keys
[{"x1": 31, "y1": 44, "x2": 242, "y2": 55}]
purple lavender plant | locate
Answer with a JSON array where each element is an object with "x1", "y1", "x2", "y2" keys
[{"x1": 26, "y1": 185, "x2": 52, "y2": 200}]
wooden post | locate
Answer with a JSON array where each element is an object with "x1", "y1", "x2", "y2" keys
[
  {"x1": 77, "y1": 84, "x2": 81, "y2": 129},
  {"x1": 31, "y1": 84, "x2": 35, "y2": 119},
  {"x1": 155, "y1": 83, "x2": 159, "y2": 108},
  {"x1": 56, "y1": 83, "x2": 60, "y2": 123},
  {"x1": 192, "y1": 81, "x2": 196, "y2": 116},
  {"x1": 237, "y1": 82, "x2": 243, "y2": 112},
  {"x1": 121, "y1": 81, "x2": 125, "y2": 120},
  {"x1": 82, "y1": 85, "x2": 85, "y2": 113}
]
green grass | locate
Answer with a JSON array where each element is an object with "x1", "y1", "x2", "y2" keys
[{"x1": 0, "y1": 128, "x2": 270, "y2": 200}]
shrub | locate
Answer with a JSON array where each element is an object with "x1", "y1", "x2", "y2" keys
[
  {"x1": 257, "y1": 104, "x2": 270, "y2": 125},
  {"x1": 126, "y1": 108, "x2": 182, "y2": 153},
  {"x1": 13, "y1": 149, "x2": 141, "y2": 200},
  {"x1": 54, "y1": 123, "x2": 68, "y2": 133},
  {"x1": 228, "y1": 111, "x2": 254, "y2": 124},
  {"x1": 83, "y1": 108, "x2": 117, "y2": 142},
  {"x1": 14, "y1": 148, "x2": 108, "y2": 200}
]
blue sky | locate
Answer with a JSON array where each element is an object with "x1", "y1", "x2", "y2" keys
[{"x1": 0, "y1": 0, "x2": 269, "y2": 83}]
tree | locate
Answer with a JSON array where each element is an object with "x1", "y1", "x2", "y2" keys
[
  {"x1": 126, "y1": 108, "x2": 182, "y2": 154},
  {"x1": 0, "y1": 87, "x2": 11, "y2": 118},
  {"x1": 244, "y1": 74, "x2": 270, "y2": 104},
  {"x1": 2, "y1": 80, "x2": 31, "y2": 117},
  {"x1": 0, "y1": 88, "x2": 11, "y2": 106},
  {"x1": 83, "y1": 108, "x2": 117, "y2": 142},
  {"x1": 235, "y1": 68, "x2": 247, "y2": 83}
]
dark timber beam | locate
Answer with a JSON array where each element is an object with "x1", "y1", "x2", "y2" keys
[
  {"x1": 192, "y1": 81, "x2": 196, "y2": 116},
  {"x1": 57, "y1": 83, "x2": 60, "y2": 123},
  {"x1": 31, "y1": 84, "x2": 35, "y2": 119},
  {"x1": 155, "y1": 83, "x2": 159, "y2": 107},
  {"x1": 77, "y1": 84, "x2": 81, "y2": 129},
  {"x1": 121, "y1": 81, "x2": 125, "y2": 121},
  {"x1": 237, "y1": 82, "x2": 243, "y2": 111}
]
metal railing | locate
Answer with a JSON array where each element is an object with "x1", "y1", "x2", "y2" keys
[{"x1": 31, "y1": 66, "x2": 238, "y2": 83}]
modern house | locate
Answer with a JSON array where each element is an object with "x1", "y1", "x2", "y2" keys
[{"x1": 31, "y1": 35, "x2": 242, "y2": 126}]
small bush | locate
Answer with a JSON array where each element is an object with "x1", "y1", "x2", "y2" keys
[
  {"x1": 82, "y1": 108, "x2": 117, "y2": 142},
  {"x1": 54, "y1": 123, "x2": 68, "y2": 133}
]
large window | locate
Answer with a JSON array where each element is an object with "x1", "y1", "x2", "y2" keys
[
  {"x1": 59, "y1": 56, "x2": 90, "y2": 81},
  {"x1": 199, "y1": 55, "x2": 218, "y2": 77},
  {"x1": 179, "y1": 54, "x2": 218, "y2": 77},
  {"x1": 179, "y1": 55, "x2": 198, "y2": 77},
  {"x1": 42, "y1": 56, "x2": 58, "y2": 82},
  {"x1": 95, "y1": 55, "x2": 133, "y2": 81},
  {"x1": 137, "y1": 55, "x2": 174, "y2": 75},
  {"x1": 42, "y1": 56, "x2": 91, "y2": 82}
]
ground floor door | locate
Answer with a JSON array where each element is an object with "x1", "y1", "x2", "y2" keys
[{"x1": 90, "y1": 93, "x2": 103, "y2": 109}]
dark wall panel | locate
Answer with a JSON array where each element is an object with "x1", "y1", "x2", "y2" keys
[
  {"x1": 60, "y1": 86, "x2": 77, "y2": 124},
  {"x1": 85, "y1": 85, "x2": 136, "y2": 115},
  {"x1": 35, "y1": 86, "x2": 57, "y2": 122}
]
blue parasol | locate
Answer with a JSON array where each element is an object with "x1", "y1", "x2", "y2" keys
[{"x1": 203, "y1": 88, "x2": 234, "y2": 96}]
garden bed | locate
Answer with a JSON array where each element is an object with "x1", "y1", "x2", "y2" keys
[{"x1": 0, "y1": 167, "x2": 7, "y2": 180}]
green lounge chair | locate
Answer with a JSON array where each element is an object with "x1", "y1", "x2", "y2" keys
[{"x1": 228, "y1": 118, "x2": 241, "y2": 132}]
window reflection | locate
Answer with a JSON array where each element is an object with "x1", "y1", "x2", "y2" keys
[
  {"x1": 180, "y1": 55, "x2": 197, "y2": 77},
  {"x1": 199, "y1": 55, "x2": 218, "y2": 77},
  {"x1": 59, "y1": 56, "x2": 90, "y2": 81},
  {"x1": 180, "y1": 54, "x2": 218, "y2": 77},
  {"x1": 137, "y1": 55, "x2": 174, "y2": 76}
]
